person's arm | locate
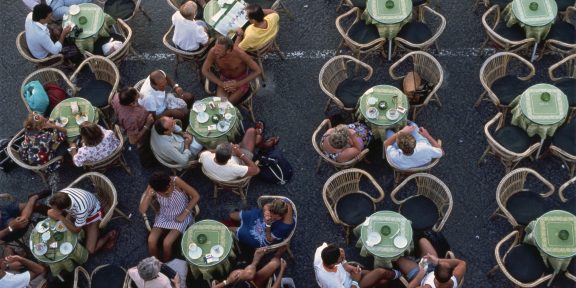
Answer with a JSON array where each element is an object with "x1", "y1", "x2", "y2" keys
[
  {"x1": 129, "y1": 114, "x2": 154, "y2": 145},
  {"x1": 139, "y1": 186, "x2": 154, "y2": 214},
  {"x1": 44, "y1": 120, "x2": 67, "y2": 134},
  {"x1": 270, "y1": 258, "x2": 287, "y2": 288},
  {"x1": 6, "y1": 255, "x2": 46, "y2": 279},
  {"x1": 232, "y1": 144, "x2": 260, "y2": 176},
  {"x1": 202, "y1": 50, "x2": 226, "y2": 89},
  {"x1": 165, "y1": 74, "x2": 185, "y2": 98},
  {"x1": 407, "y1": 268, "x2": 426, "y2": 288},
  {"x1": 418, "y1": 127, "x2": 444, "y2": 155},
  {"x1": 441, "y1": 258, "x2": 466, "y2": 284},
  {"x1": 383, "y1": 125, "x2": 415, "y2": 150},
  {"x1": 174, "y1": 177, "x2": 200, "y2": 223},
  {"x1": 47, "y1": 209, "x2": 82, "y2": 234}
]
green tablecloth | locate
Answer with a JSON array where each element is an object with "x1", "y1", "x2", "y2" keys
[
  {"x1": 524, "y1": 210, "x2": 576, "y2": 273},
  {"x1": 356, "y1": 85, "x2": 409, "y2": 139},
  {"x1": 182, "y1": 220, "x2": 236, "y2": 280},
  {"x1": 354, "y1": 211, "x2": 413, "y2": 268},
  {"x1": 364, "y1": 0, "x2": 412, "y2": 39},
  {"x1": 203, "y1": 0, "x2": 248, "y2": 35},
  {"x1": 49, "y1": 97, "x2": 98, "y2": 141},
  {"x1": 504, "y1": 0, "x2": 557, "y2": 41},
  {"x1": 63, "y1": 3, "x2": 116, "y2": 53},
  {"x1": 186, "y1": 97, "x2": 242, "y2": 149},
  {"x1": 510, "y1": 83, "x2": 569, "y2": 139},
  {"x1": 29, "y1": 218, "x2": 88, "y2": 276}
]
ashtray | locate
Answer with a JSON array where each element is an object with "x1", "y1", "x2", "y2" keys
[
  {"x1": 78, "y1": 16, "x2": 88, "y2": 25},
  {"x1": 197, "y1": 234, "x2": 208, "y2": 244},
  {"x1": 540, "y1": 92, "x2": 550, "y2": 102},
  {"x1": 385, "y1": 0, "x2": 395, "y2": 9},
  {"x1": 380, "y1": 225, "x2": 391, "y2": 236},
  {"x1": 211, "y1": 115, "x2": 221, "y2": 123},
  {"x1": 529, "y1": 2, "x2": 538, "y2": 11},
  {"x1": 378, "y1": 101, "x2": 387, "y2": 110},
  {"x1": 559, "y1": 229, "x2": 569, "y2": 241}
]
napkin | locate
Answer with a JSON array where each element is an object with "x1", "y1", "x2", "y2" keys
[
  {"x1": 70, "y1": 101, "x2": 79, "y2": 114},
  {"x1": 207, "y1": 125, "x2": 217, "y2": 131}
]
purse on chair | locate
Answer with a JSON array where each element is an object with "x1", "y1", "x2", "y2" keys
[{"x1": 403, "y1": 72, "x2": 434, "y2": 104}]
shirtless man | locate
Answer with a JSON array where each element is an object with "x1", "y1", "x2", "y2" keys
[{"x1": 201, "y1": 36, "x2": 262, "y2": 104}]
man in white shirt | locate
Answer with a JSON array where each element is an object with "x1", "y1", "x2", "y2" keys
[
  {"x1": 150, "y1": 116, "x2": 203, "y2": 166},
  {"x1": 384, "y1": 122, "x2": 443, "y2": 169},
  {"x1": 139, "y1": 70, "x2": 194, "y2": 121},
  {"x1": 24, "y1": 4, "x2": 71, "y2": 59},
  {"x1": 0, "y1": 254, "x2": 46, "y2": 288},
  {"x1": 22, "y1": 0, "x2": 93, "y2": 20},
  {"x1": 314, "y1": 243, "x2": 400, "y2": 288},
  {"x1": 172, "y1": 1, "x2": 209, "y2": 52},
  {"x1": 127, "y1": 257, "x2": 180, "y2": 288}
]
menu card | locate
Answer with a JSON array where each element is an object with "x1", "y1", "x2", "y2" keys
[{"x1": 213, "y1": 1, "x2": 248, "y2": 36}]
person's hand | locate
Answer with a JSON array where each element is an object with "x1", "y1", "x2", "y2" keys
[
  {"x1": 223, "y1": 80, "x2": 238, "y2": 93},
  {"x1": 263, "y1": 208, "x2": 273, "y2": 225},
  {"x1": 235, "y1": 28, "x2": 244, "y2": 36},
  {"x1": 231, "y1": 144, "x2": 242, "y2": 157},
  {"x1": 145, "y1": 114, "x2": 155, "y2": 126},
  {"x1": 47, "y1": 209, "x2": 63, "y2": 220},
  {"x1": 339, "y1": 248, "x2": 346, "y2": 263},
  {"x1": 62, "y1": 25, "x2": 72, "y2": 36},
  {"x1": 424, "y1": 253, "x2": 439, "y2": 265},
  {"x1": 8, "y1": 217, "x2": 28, "y2": 230},
  {"x1": 5, "y1": 255, "x2": 22, "y2": 263},
  {"x1": 400, "y1": 125, "x2": 415, "y2": 134},
  {"x1": 280, "y1": 258, "x2": 287, "y2": 270},
  {"x1": 350, "y1": 268, "x2": 361, "y2": 281},
  {"x1": 174, "y1": 86, "x2": 184, "y2": 97},
  {"x1": 418, "y1": 127, "x2": 431, "y2": 138},
  {"x1": 176, "y1": 212, "x2": 187, "y2": 223},
  {"x1": 172, "y1": 273, "x2": 181, "y2": 288}
]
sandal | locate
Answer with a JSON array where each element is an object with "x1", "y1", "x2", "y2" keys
[
  {"x1": 103, "y1": 230, "x2": 119, "y2": 251},
  {"x1": 254, "y1": 121, "x2": 265, "y2": 135},
  {"x1": 257, "y1": 136, "x2": 280, "y2": 150}
]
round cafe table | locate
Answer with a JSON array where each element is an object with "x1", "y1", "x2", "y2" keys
[
  {"x1": 186, "y1": 97, "x2": 242, "y2": 149},
  {"x1": 364, "y1": 0, "x2": 413, "y2": 60},
  {"x1": 181, "y1": 220, "x2": 236, "y2": 281},
  {"x1": 356, "y1": 85, "x2": 410, "y2": 139},
  {"x1": 354, "y1": 211, "x2": 413, "y2": 268},
  {"x1": 29, "y1": 218, "x2": 88, "y2": 276},
  {"x1": 49, "y1": 97, "x2": 99, "y2": 142},
  {"x1": 62, "y1": 3, "x2": 116, "y2": 53}
]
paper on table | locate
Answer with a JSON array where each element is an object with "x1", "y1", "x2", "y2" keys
[
  {"x1": 211, "y1": 8, "x2": 226, "y2": 23},
  {"x1": 214, "y1": 2, "x2": 248, "y2": 36}
]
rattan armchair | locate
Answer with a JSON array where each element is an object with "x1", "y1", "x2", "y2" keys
[
  {"x1": 322, "y1": 168, "x2": 385, "y2": 243},
  {"x1": 559, "y1": 176, "x2": 576, "y2": 214},
  {"x1": 20, "y1": 68, "x2": 77, "y2": 114},
  {"x1": 7, "y1": 129, "x2": 63, "y2": 187},
  {"x1": 312, "y1": 119, "x2": 369, "y2": 173},
  {"x1": 246, "y1": 35, "x2": 285, "y2": 82},
  {"x1": 84, "y1": 19, "x2": 134, "y2": 66},
  {"x1": 257, "y1": 195, "x2": 296, "y2": 259},
  {"x1": 336, "y1": 0, "x2": 366, "y2": 12},
  {"x1": 201, "y1": 165, "x2": 254, "y2": 205},
  {"x1": 150, "y1": 121, "x2": 200, "y2": 176},
  {"x1": 386, "y1": 140, "x2": 442, "y2": 186},
  {"x1": 139, "y1": 191, "x2": 200, "y2": 231},
  {"x1": 16, "y1": 31, "x2": 65, "y2": 69},
  {"x1": 166, "y1": 0, "x2": 181, "y2": 10},
  {"x1": 335, "y1": 7, "x2": 386, "y2": 61},
  {"x1": 389, "y1": 51, "x2": 443, "y2": 120},
  {"x1": 548, "y1": 53, "x2": 576, "y2": 122},
  {"x1": 82, "y1": 125, "x2": 132, "y2": 175},
  {"x1": 474, "y1": 52, "x2": 535, "y2": 114},
  {"x1": 490, "y1": 168, "x2": 555, "y2": 229},
  {"x1": 478, "y1": 113, "x2": 540, "y2": 172},
  {"x1": 163, "y1": 25, "x2": 212, "y2": 80},
  {"x1": 65, "y1": 172, "x2": 131, "y2": 229},
  {"x1": 541, "y1": 7, "x2": 576, "y2": 58},
  {"x1": 74, "y1": 265, "x2": 127, "y2": 288},
  {"x1": 103, "y1": 0, "x2": 151, "y2": 22},
  {"x1": 394, "y1": 5, "x2": 446, "y2": 56},
  {"x1": 390, "y1": 173, "x2": 453, "y2": 232},
  {"x1": 549, "y1": 123, "x2": 576, "y2": 178},
  {"x1": 480, "y1": 5, "x2": 535, "y2": 55}
]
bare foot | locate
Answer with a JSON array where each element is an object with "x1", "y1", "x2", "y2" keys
[{"x1": 103, "y1": 230, "x2": 119, "y2": 251}]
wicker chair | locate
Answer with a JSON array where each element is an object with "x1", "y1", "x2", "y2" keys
[
  {"x1": 16, "y1": 31, "x2": 65, "y2": 69},
  {"x1": 270, "y1": 0, "x2": 293, "y2": 19},
  {"x1": 389, "y1": 51, "x2": 443, "y2": 120},
  {"x1": 548, "y1": 54, "x2": 576, "y2": 122},
  {"x1": 84, "y1": 19, "x2": 134, "y2": 66},
  {"x1": 247, "y1": 35, "x2": 286, "y2": 82},
  {"x1": 102, "y1": 0, "x2": 151, "y2": 22},
  {"x1": 319, "y1": 55, "x2": 373, "y2": 116},
  {"x1": 6, "y1": 129, "x2": 63, "y2": 187},
  {"x1": 74, "y1": 265, "x2": 127, "y2": 288},
  {"x1": 65, "y1": 172, "x2": 131, "y2": 229},
  {"x1": 162, "y1": 25, "x2": 212, "y2": 80},
  {"x1": 20, "y1": 68, "x2": 77, "y2": 114},
  {"x1": 166, "y1": 0, "x2": 181, "y2": 10},
  {"x1": 386, "y1": 140, "x2": 442, "y2": 186},
  {"x1": 474, "y1": 52, "x2": 535, "y2": 114},
  {"x1": 312, "y1": 119, "x2": 369, "y2": 173},
  {"x1": 549, "y1": 120, "x2": 576, "y2": 178},
  {"x1": 82, "y1": 125, "x2": 132, "y2": 175},
  {"x1": 474, "y1": 0, "x2": 511, "y2": 11},
  {"x1": 478, "y1": 113, "x2": 540, "y2": 172},
  {"x1": 541, "y1": 7, "x2": 576, "y2": 59},
  {"x1": 322, "y1": 168, "x2": 385, "y2": 243},
  {"x1": 488, "y1": 230, "x2": 553, "y2": 287},
  {"x1": 394, "y1": 5, "x2": 446, "y2": 56},
  {"x1": 150, "y1": 122, "x2": 200, "y2": 176},
  {"x1": 559, "y1": 176, "x2": 576, "y2": 214},
  {"x1": 139, "y1": 191, "x2": 200, "y2": 232},
  {"x1": 490, "y1": 168, "x2": 555, "y2": 229},
  {"x1": 335, "y1": 7, "x2": 386, "y2": 61},
  {"x1": 257, "y1": 195, "x2": 297, "y2": 259},
  {"x1": 201, "y1": 165, "x2": 254, "y2": 205},
  {"x1": 480, "y1": 5, "x2": 535, "y2": 55},
  {"x1": 390, "y1": 173, "x2": 452, "y2": 232}
]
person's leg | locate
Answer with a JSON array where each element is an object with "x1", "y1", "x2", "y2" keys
[
  {"x1": 395, "y1": 257, "x2": 419, "y2": 281},
  {"x1": 252, "y1": 257, "x2": 280, "y2": 288},
  {"x1": 418, "y1": 237, "x2": 438, "y2": 258},
  {"x1": 227, "y1": 89, "x2": 247, "y2": 105},
  {"x1": 359, "y1": 268, "x2": 394, "y2": 288},
  {"x1": 229, "y1": 211, "x2": 241, "y2": 222},
  {"x1": 85, "y1": 222, "x2": 117, "y2": 254},
  {"x1": 148, "y1": 228, "x2": 164, "y2": 258},
  {"x1": 18, "y1": 195, "x2": 39, "y2": 220},
  {"x1": 407, "y1": 122, "x2": 429, "y2": 143},
  {"x1": 240, "y1": 128, "x2": 261, "y2": 152},
  {"x1": 161, "y1": 229, "x2": 181, "y2": 262},
  {"x1": 216, "y1": 86, "x2": 227, "y2": 97}
]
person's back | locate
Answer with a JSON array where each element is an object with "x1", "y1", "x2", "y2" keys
[
  {"x1": 313, "y1": 243, "x2": 352, "y2": 287},
  {"x1": 73, "y1": 124, "x2": 120, "y2": 167},
  {"x1": 237, "y1": 5, "x2": 280, "y2": 51},
  {"x1": 199, "y1": 150, "x2": 248, "y2": 182},
  {"x1": 386, "y1": 141, "x2": 442, "y2": 169},
  {"x1": 171, "y1": 1, "x2": 208, "y2": 51}
]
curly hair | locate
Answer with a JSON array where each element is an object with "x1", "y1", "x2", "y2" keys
[
  {"x1": 397, "y1": 132, "x2": 416, "y2": 155},
  {"x1": 328, "y1": 124, "x2": 349, "y2": 149},
  {"x1": 23, "y1": 112, "x2": 45, "y2": 131}
]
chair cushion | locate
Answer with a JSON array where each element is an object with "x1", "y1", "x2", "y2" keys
[
  {"x1": 91, "y1": 265, "x2": 126, "y2": 288},
  {"x1": 335, "y1": 193, "x2": 375, "y2": 226},
  {"x1": 547, "y1": 21, "x2": 576, "y2": 44},
  {"x1": 491, "y1": 75, "x2": 529, "y2": 105},
  {"x1": 412, "y1": 0, "x2": 427, "y2": 6},
  {"x1": 491, "y1": 0, "x2": 511, "y2": 7},
  {"x1": 397, "y1": 22, "x2": 433, "y2": 44},
  {"x1": 495, "y1": 22, "x2": 527, "y2": 42},
  {"x1": 493, "y1": 125, "x2": 532, "y2": 153},
  {"x1": 104, "y1": 0, "x2": 136, "y2": 20},
  {"x1": 506, "y1": 193, "x2": 550, "y2": 225},
  {"x1": 348, "y1": 21, "x2": 380, "y2": 44},
  {"x1": 335, "y1": 77, "x2": 370, "y2": 108},
  {"x1": 552, "y1": 121, "x2": 576, "y2": 155},
  {"x1": 504, "y1": 244, "x2": 548, "y2": 283},
  {"x1": 556, "y1": 0, "x2": 572, "y2": 11},
  {"x1": 78, "y1": 80, "x2": 113, "y2": 108},
  {"x1": 555, "y1": 78, "x2": 576, "y2": 106},
  {"x1": 351, "y1": 0, "x2": 367, "y2": 10},
  {"x1": 399, "y1": 196, "x2": 439, "y2": 231}
]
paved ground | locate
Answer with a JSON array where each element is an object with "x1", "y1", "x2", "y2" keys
[{"x1": 1, "y1": 0, "x2": 575, "y2": 287}]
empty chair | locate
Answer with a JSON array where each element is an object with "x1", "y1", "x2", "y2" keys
[
  {"x1": 474, "y1": 0, "x2": 511, "y2": 11},
  {"x1": 480, "y1": 5, "x2": 535, "y2": 55},
  {"x1": 103, "y1": 0, "x2": 151, "y2": 22},
  {"x1": 16, "y1": 31, "x2": 65, "y2": 69},
  {"x1": 394, "y1": 5, "x2": 446, "y2": 56},
  {"x1": 550, "y1": 119, "x2": 576, "y2": 177},
  {"x1": 84, "y1": 19, "x2": 134, "y2": 66},
  {"x1": 257, "y1": 195, "x2": 297, "y2": 258},
  {"x1": 559, "y1": 176, "x2": 576, "y2": 214},
  {"x1": 390, "y1": 173, "x2": 452, "y2": 232},
  {"x1": 162, "y1": 25, "x2": 211, "y2": 80},
  {"x1": 548, "y1": 53, "x2": 576, "y2": 122},
  {"x1": 74, "y1": 264, "x2": 127, "y2": 288},
  {"x1": 335, "y1": 7, "x2": 386, "y2": 61},
  {"x1": 541, "y1": 7, "x2": 576, "y2": 58},
  {"x1": 566, "y1": 260, "x2": 576, "y2": 284},
  {"x1": 20, "y1": 68, "x2": 76, "y2": 114},
  {"x1": 82, "y1": 125, "x2": 132, "y2": 175}
]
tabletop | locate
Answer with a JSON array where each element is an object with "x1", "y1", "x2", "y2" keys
[
  {"x1": 531, "y1": 210, "x2": 576, "y2": 259},
  {"x1": 356, "y1": 85, "x2": 410, "y2": 138},
  {"x1": 517, "y1": 83, "x2": 569, "y2": 126},
  {"x1": 357, "y1": 211, "x2": 413, "y2": 259},
  {"x1": 29, "y1": 218, "x2": 79, "y2": 264},
  {"x1": 511, "y1": 0, "x2": 557, "y2": 27},
  {"x1": 366, "y1": 0, "x2": 412, "y2": 24},
  {"x1": 64, "y1": 3, "x2": 106, "y2": 39},
  {"x1": 50, "y1": 97, "x2": 98, "y2": 141},
  {"x1": 186, "y1": 97, "x2": 242, "y2": 149},
  {"x1": 204, "y1": 0, "x2": 248, "y2": 35},
  {"x1": 181, "y1": 219, "x2": 234, "y2": 267}
]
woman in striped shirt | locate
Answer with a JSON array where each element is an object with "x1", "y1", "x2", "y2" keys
[
  {"x1": 140, "y1": 171, "x2": 200, "y2": 262},
  {"x1": 48, "y1": 188, "x2": 119, "y2": 254}
]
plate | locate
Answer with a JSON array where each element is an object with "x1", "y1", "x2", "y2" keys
[
  {"x1": 393, "y1": 235, "x2": 408, "y2": 249},
  {"x1": 192, "y1": 102, "x2": 206, "y2": 112},
  {"x1": 366, "y1": 232, "x2": 381, "y2": 247},
  {"x1": 366, "y1": 107, "x2": 379, "y2": 119},
  {"x1": 386, "y1": 109, "x2": 400, "y2": 121},
  {"x1": 41, "y1": 231, "x2": 51, "y2": 242},
  {"x1": 367, "y1": 97, "x2": 377, "y2": 105},
  {"x1": 60, "y1": 242, "x2": 73, "y2": 255},
  {"x1": 224, "y1": 113, "x2": 233, "y2": 120},
  {"x1": 188, "y1": 245, "x2": 203, "y2": 260},
  {"x1": 217, "y1": 121, "x2": 230, "y2": 132},
  {"x1": 34, "y1": 243, "x2": 48, "y2": 256},
  {"x1": 55, "y1": 221, "x2": 67, "y2": 232},
  {"x1": 75, "y1": 115, "x2": 88, "y2": 125},
  {"x1": 57, "y1": 117, "x2": 68, "y2": 127},
  {"x1": 196, "y1": 112, "x2": 209, "y2": 123},
  {"x1": 35, "y1": 221, "x2": 50, "y2": 233},
  {"x1": 69, "y1": 5, "x2": 80, "y2": 15},
  {"x1": 210, "y1": 244, "x2": 225, "y2": 258}
]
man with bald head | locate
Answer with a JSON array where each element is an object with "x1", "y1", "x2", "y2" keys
[
  {"x1": 172, "y1": 1, "x2": 209, "y2": 52},
  {"x1": 139, "y1": 70, "x2": 194, "y2": 121}
]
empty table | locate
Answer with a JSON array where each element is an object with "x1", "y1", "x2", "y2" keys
[{"x1": 364, "y1": 0, "x2": 413, "y2": 60}]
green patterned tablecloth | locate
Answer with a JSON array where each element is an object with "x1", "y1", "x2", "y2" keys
[
  {"x1": 63, "y1": 3, "x2": 116, "y2": 53},
  {"x1": 525, "y1": 210, "x2": 576, "y2": 273},
  {"x1": 29, "y1": 218, "x2": 88, "y2": 276},
  {"x1": 354, "y1": 211, "x2": 413, "y2": 268},
  {"x1": 510, "y1": 83, "x2": 568, "y2": 139},
  {"x1": 186, "y1": 97, "x2": 242, "y2": 149},
  {"x1": 364, "y1": 0, "x2": 412, "y2": 39},
  {"x1": 356, "y1": 85, "x2": 409, "y2": 139},
  {"x1": 49, "y1": 97, "x2": 98, "y2": 141},
  {"x1": 504, "y1": 0, "x2": 557, "y2": 41},
  {"x1": 182, "y1": 219, "x2": 236, "y2": 280}
]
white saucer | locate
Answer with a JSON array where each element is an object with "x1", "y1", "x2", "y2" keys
[
  {"x1": 366, "y1": 107, "x2": 379, "y2": 119},
  {"x1": 188, "y1": 246, "x2": 203, "y2": 260},
  {"x1": 210, "y1": 244, "x2": 224, "y2": 258},
  {"x1": 217, "y1": 121, "x2": 230, "y2": 132},
  {"x1": 60, "y1": 242, "x2": 73, "y2": 255},
  {"x1": 34, "y1": 243, "x2": 48, "y2": 256},
  {"x1": 386, "y1": 109, "x2": 400, "y2": 121},
  {"x1": 36, "y1": 221, "x2": 50, "y2": 233},
  {"x1": 224, "y1": 113, "x2": 233, "y2": 120},
  {"x1": 192, "y1": 102, "x2": 206, "y2": 113},
  {"x1": 56, "y1": 117, "x2": 68, "y2": 127},
  {"x1": 393, "y1": 235, "x2": 408, "y2": 249},
  {"x1": 69, "y1": 5, "x2": 80, "y2": 15},
  {"x1": 366, "y1": 232, "x2": 381, "y2": 247},
  {"x1": 42, "y1": 231, "x2": 51, "y2": 242},
  {"x1": 362, "y1": 217, "x2": 370, "y2": 226},
  {"x1": 367, "y1": 97, "x2": 377, "y2": 105},
  {"x1": 55, "y1": 221, "x2": 67, "y2": 232},
  {"x1": 196, "y1": 112, "x2": 209, "y2": 123}
]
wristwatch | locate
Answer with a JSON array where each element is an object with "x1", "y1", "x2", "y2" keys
[
  {"x1": 8, "y1": 226, "x2": 13, "y2": 232},
  {"x1": 67, "y1": 147, "x2": 77, "y2": 152}
]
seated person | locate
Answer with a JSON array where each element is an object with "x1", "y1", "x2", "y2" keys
[
  {"x1": 139, "y1": 172, "x2": 200, "y2": 262},
  {"x1": 139, "y1": 70, "x2": 194, "y2": 121},
  {"x1": 201, "y1": 36, "x2": 262, "y2": 104},
  {"x1": 23, "y1": 0, "x2": 93, "y2": 20},
  {"x1": 395, "y1": 238, "x2": 466, "y2": 288},
  {"x1": 172, "y1": 1, "x2": 209, "y2": 52},
  {"x1": 68, "y1": 122, "x2": 121, "y2": 167},
  {"x1": 0, "y1": 191, "x2": 50, "y2": 243},
  {"x1": 48, "y1": 188, "x2": 119, "y2": 254},
  {"x1": 150, "y1": 116, "x2": 203, "y2": 166},
  {"x1": 0, "y1": 253, "x2": 46, "y2": 287},
  {"x1": 128, "y1": 256, "x2": 181, "y2": 288},
  {"x1": 211, "y1": 247, "x2": 287, "y2": 288},
  {"x1": 314, "y1": 243, "x2": 400, "y2": 288},
  {"x1": 321, "y1": 122, "x2": 372, "y2": 162},
  {"x1": 384, "y1": 122, "x2": 443, "y2": 169},
  {"x1": 112, "y1": 87, "x2": 154, "y2": 146},
  {"x1": 235, "y1": 4, "x2": 280, "y2": 52},
  {"x1": 24, "y1": 4, "x2": 72, "y2": 59},
  {"x1": 229, "y1": 198, "x2": 295, "y2": 249},
  {"x1": 20, "y1": 112, "x2": 66, "y2": 172}
]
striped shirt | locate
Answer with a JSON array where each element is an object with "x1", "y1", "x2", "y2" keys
[{"x1": 60, "y1": 188, "x2": 101, "y2": 228}]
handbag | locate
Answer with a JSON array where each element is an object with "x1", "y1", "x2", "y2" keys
[
  {"x1": 23, "y1": 80, "x2": 49, "y2": 115},
  {"x1": 255, "y1": 148, "x2": 293, "y2": 185}
]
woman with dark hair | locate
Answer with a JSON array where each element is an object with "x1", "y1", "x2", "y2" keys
[
  {"x1": 139, "y1": 171, "x2": 200, "y2": 262},
  {"x1": 19, "y1": 111, "x2": 66, "y2": 171},
  {"x1": 69, "y1": 122, "x2": 120, "y2": 167}
]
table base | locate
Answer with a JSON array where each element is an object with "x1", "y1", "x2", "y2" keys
[
  {"x1": 47, "y1": 244, "x2": 89, "y2": 276},
  {"x1": 189, "y1": 249, "x2": 236, "y2": 281}
]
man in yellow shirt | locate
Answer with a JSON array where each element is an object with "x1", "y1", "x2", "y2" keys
[{"x1": 235, "y1": 4, "x2": 280, "y2": 51}]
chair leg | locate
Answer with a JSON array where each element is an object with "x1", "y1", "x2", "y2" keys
[
  {"x1": 335, "y1": 40, "x2": 345, "y2": 55},
  {"x1": 412, "y1": 107, "x2": 420, "y2": 121},
  {"x1": 315, "y1": 156, "x2": 323, "y2": 174},
  {"x1": 344, "y1": 226, "x2": 351, "y2": 245},
  {"x1": 474, "y1": 91, "x2": 487, "y2": 107},
  {"x1": 213, "y1": 184, "x2": 218, "y2": 199},
  {"x1": 487, "y1": 264, "x2": 500, "y2": 276},
  {"x1": 489, "y1": 207, "x2": 500, "y2": 220},
  {"x1": 478, "y1": 146, "x2": 491, "y2": 165},
  {"x1": 119, "y1": 155, "x2": 132, "y2": 175},
  {"x1": 139, "y1": 6, "x2": 152, "y2": 21},
  {"x1": 114, "y1": 207, "x2": 132, "y2": 221}
]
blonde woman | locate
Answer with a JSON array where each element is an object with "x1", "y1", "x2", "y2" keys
[{"x1": 320, "y1": 122, "x2": 372, "y2": 162}]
